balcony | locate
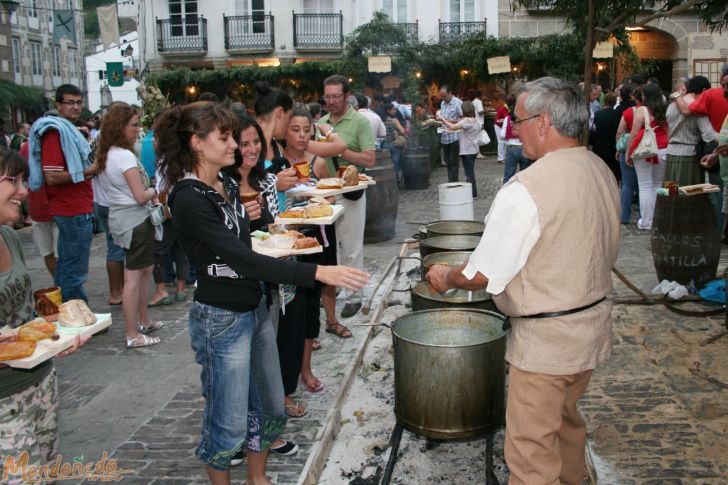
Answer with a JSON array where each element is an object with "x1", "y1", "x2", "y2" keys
[
  {"x1": 397, "y1": 21, "x2": 418, "y2": 43},
  {"x1": 438, "y1": 19, "x2": 486, "y2": 43},
  {"x1": 224, "y1": 13, "x2": 275, "y2": 52},
  {"x1": 293, "y1": 11, "x2": 343, "y2": 50},
  {"x1": 156, "y1": 17, "x2": 208, "y2": 54}
]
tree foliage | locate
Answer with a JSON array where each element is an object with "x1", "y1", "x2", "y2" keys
[{"x1": 0, "y1": 80, "x2": 47, "y2": 113}]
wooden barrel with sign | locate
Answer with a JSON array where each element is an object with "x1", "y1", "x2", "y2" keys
[
  {"x1": 651, "y1": 193, "x2": 720, "y2": 288},
  {"x1": 364, "y1": 150, "x2": 399, "y2": 243}
]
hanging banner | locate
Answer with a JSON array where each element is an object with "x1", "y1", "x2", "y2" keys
[
  {"x1": 593, "y1": 41, "x2": 614, "y2": 58},
  {"x1": 106, "y1": 62, "x2": 124, "y2": 87},
  {"x1": 53, "y1": 10, "x2": 76, "y2": 44},
  {"x1": 487, "y1": 56, "x2": 511, "y2": 74},
  {"x1": 97, "y1": 4, "x2": 120, "y2": 48},
  {"x1": 368, "y1": 56, "x2": 392, "y2": 73}
]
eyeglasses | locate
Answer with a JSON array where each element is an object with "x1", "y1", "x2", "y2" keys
[
  {"x1": 512, "y1": 113, "x2": 540, "y2": 125},
  {"x1": 0, "y1": 176, "x2": 29, "y2": 190},
  {"x1": 323, "y1": 93, "x2": 345, "y2": 101},
  {"x1": 59, "y1": 100, "x2": 84, "y2": 106}
]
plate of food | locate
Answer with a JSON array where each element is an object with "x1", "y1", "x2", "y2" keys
[
  {"x1": 275, "y1": 198, "x2": 344, "y2": 225},
  {"x1": 0, "y1": 300, "x2": 112, "y2": 369},
  {"x1": 291, "y1": 166, "x2": 375, "y2": 198},
  {"x1": 251, "y1": 229, "x2": 323, "y2": 258}
]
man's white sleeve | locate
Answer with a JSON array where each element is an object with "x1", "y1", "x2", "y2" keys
[{"x1": 461, "y1": 181, "x2": 540, "y2": 295}]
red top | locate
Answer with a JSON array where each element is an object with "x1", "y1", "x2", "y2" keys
[
  {"x1": 689, "y1": 87, "x2": 728, "y2": 132},
  {"x1": 40, "y1": 130, "x2": 94, "y2": 217},
  {"x1": 623, "y1": 106, "x2": 668, "y2": 148},
  {"x1": 495, "y1": 105, "x2": 509, "y2": 126},
  {"x1": 19, "y1": 141, "x2": 52, "y2": 222}
]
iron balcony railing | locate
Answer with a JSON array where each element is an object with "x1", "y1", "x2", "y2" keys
[
  {"x1": 156, "y1": 16, "x2": 207, "y2": 53},
  {"x1": 438, "y1": 19, "x2": 486, "y2": 43},
  {"x1": 397, "y1": 21, "x2": 419, "y2": 43},
  {"x1": 293, "y1": 11, "x2": 343, "y2": 49},
  {"x1": 224, "y1": 13, "x2": 275, "y2": 51}
]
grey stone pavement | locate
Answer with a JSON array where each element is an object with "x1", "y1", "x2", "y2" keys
[{"x1": 12, "y1": 153, "x2": 728, "y2": 484}]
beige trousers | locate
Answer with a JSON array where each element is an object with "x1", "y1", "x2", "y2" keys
[{"x1": 505, "y1": 367, "x2": 593, "y2": 485}]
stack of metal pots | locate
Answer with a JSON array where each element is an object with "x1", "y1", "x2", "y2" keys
[{"x1": 389, "y1": 220, "x2": 507, "y2": 441}]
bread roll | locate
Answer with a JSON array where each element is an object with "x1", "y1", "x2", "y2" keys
[
  {"x1": 0, "y1": 341, "x2": 36, "y2": 361},
  {"x1": 58, "y1": 300, "x2": 97, "y2": 328},
  {"x1": 342, "y1": 165, "x2": 359, "y2": 186},
  {"x1": 293, "y1": 237, "x2": 320, "y2": 249},
  {"x1": 17, "y1": 319, "x2": 57, "y2": 343},
  {"x1": 316, "y1": 178, "x2": 343, "y2": 189},
  {"x1": 304, "y1": 203, "x2": 333, "y2": 218}
]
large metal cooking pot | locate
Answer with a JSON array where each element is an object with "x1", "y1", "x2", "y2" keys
[
  {"x1": 415, "y1": 220, "x2": 485, "y2": 240},
  {"x1": 392, "y1": 309, "x2": 506, "y2": 440},
  {"x1": 420, "y1": 251, "x2": 473, "y2": 281},
  {"x1": 419, "y1": 235, "x2": 481, "y2": 258},
  {"x1": 410, "y1": 282, "x2": 499, "y2": 313}
]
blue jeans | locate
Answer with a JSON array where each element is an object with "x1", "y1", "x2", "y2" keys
[
  {"x1": 53, "y1": 214, "x2": 93, "y2": 302},
  {"x1": 461, "y1": 153, "x2": 477, "y2": 197},
  {"x1": 504, "y1": 145, "x2": 531, "y2": 183},
  {"x1": 619, "y1": 152, "x2": 638, "y2": 224},
  {"x1": 188, "y1": 297, "x2": 286, "y2": 471},
  {"x1": 95, "y1": 204, "x2": 125, "y2": 262},
  {"x1": 382, "y1": 142, "x2": 404, "y2": 182}
]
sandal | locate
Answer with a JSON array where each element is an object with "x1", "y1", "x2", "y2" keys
[
  {"x1": 312, "y1": 339, "x2": 321, "y2": 351},
  {"x1": 138, "y1": 321, "x2": 165, "y2": 334},
  {"x1": 126, "y1": 334, "x2": 161, "y2": 349},
  {"x1": 148, "y1": 295, "x2": 173, "y2": 307},
  {"x1": 325, "y1": 321, "x2": 352, "y2": 339},
  {"x1": 285, "y1": 399, "x2": 307, "y2": 418}
]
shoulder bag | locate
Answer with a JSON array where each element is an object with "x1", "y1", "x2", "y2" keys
[
  {"x1": 478, "y1": 127, "x2": 491, "y2": 146},
  {"x1": 631, "y1": 106, "x2": 658, "y2": 161}
]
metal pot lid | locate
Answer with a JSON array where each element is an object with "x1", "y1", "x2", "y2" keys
[
  {"x1": 426, "y1": 220, "x2": 485, "y2": 236},
  {"x1": 419, "y1": 235, "x2": 481, "y2": 251},
  {"x1": 411, "y1": 281, "x2": 491, "y2": 304},
  {"x1": 422, "y1": 251, "x2": 473, "y2": 268},
  {"x1": 392, "y1": 309, "x2": 506, "y2": 347}
]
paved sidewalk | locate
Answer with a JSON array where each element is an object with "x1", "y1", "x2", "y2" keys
[{"x1": 14, "y1": 154, "x2": 728, "y2": 484}]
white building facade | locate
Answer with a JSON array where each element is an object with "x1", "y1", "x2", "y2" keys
[
  {"x1": 6, "y1": 0, "x2": 85, "y2": 101},
  {"x1": 139, "y1": 0, "x2": 498, "y2": 71},
  {"x1": 85, "y1": 31, "x2": 141, "y2": 113}
]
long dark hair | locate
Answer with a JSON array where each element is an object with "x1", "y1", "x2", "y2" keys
[
  {"x1": 641, "y1": 82, "x2": 667, "y2": 126},
  {"x1": 222, "y1": 114, "x2": 267, "y2": 191},
  {"x1": 155, "y1": 102, "x2": 238, "y2": 187},
  {"x1": 253, "y1": 81, "x2": 293, "y2": 117}
]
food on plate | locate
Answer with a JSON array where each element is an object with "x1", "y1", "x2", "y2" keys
[
  {"x1": 241, "y1": 191, "x2": 259, "y2": 203},
  {"x1": 268, "y1": 224, "x2": 287, "y2": 235},
  {"x1": 293, "y1": 237, "x2": 320, "y2": 249},
  {"x1": 0, "y1": 340, "x2": 36, "y2": 361},
  {"x1": 293, "y1": 161, "x2": 311, "y2": 178},
  {"x1": 263, "y1": 230, "x2": 303, "y2": 249},
  {"x1": 316, "y1": 178, "x2": 344, "y2": 190},
  {"x1": 341, "y1": 165, "x2": 359, "y2": 186},
  {"x1": 58, "y1": 299, "x2": 97, "y2": 328},
  {"x1": 309, "y1": 195, "x2": 329, "y2": 205},
  {"x1": 279, "y1": 207, "x2": 306, "y2": 218},
  {"x1": 17, "y1": 318, "x2": 57, "y2": 343},
  {"x1": 303, "y1": 203, "x2": 333, "y2": 218},
  {"x1": 358, "y1": 174, "x2": 370, "y2": 182}
]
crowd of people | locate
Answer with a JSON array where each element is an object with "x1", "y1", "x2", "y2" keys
[{"x1": 1, "y1": 65, "x2": 728, "y2": 485}]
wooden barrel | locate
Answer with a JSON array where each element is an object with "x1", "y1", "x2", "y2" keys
[
  {"x1": 651, "y1": 194, "x2": 720, "y2": 288},
  {"x1": 402, "y1": 148, "x2": 431, "y2": 190},
  {"x1": 364, "y1": 150, "x2": 399, "y2": 243}
]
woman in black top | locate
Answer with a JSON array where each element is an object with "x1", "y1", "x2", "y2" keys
[{"x1": 156, "y1": 102, "x2": 368, "y2": 485}]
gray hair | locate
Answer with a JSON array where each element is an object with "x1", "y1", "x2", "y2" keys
[
  {"x1": 347, "y1": 95, "x2": 358, "y2": 110},
  {"x1": 516, "y1": 77, "x2": 588, "y2": 139}
]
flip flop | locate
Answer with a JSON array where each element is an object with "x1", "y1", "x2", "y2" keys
[
  {"x1": 126, "y1": 334, "x2": 161, "y2": 349},
  {"x1": 175, "y1": 291, "x2": 187, "y2": 302},
  {"x1": 148, "y1": 296, "x2": 173, "y2": 307},
  {"x1": 301, "y1": 379, "x2": 324, "y2": 393},
  {"x1": 325, "y1": 321, "x2": 352, "y2": 339},
  {"x1": 285, "y1": 400, "x2": 307, "y2": 418},
  {"x1": 138, "y1": 321, "x2": 165, "y2": 334}
]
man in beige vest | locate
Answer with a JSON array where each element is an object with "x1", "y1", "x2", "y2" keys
[{"x1": 428, "y1": 77, "x2": 620, "y2": 485}]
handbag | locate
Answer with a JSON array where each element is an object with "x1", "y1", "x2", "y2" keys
[
  {"x1": 148, "y1": 203, "x2": 166, "y2": 226},
  {"x1": 631, "y1": 106, "x2": 658, "y2": 160},
  {"x1": 393, "y1": 133, "x2": 407, "y2": 147},
  {"x1": 477, "y1": 128, "x2": 491, "y2": 147},
  {"x1": 615, "y1": 133, "x2": 629, "y2": 152}
]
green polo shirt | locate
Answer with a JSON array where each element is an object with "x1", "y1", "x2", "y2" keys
[{"x1": 320, "y1": 107, "x2": 376, "y2": 174}]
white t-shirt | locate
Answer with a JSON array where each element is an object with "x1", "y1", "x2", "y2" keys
[
  {"x1": 472, "y1": 98, "x2": 485, "y2": 126},
  {"x1": 457, "y1": 117, "x2": 481, "y2": 156},
  {"x1": 94, "y1": 147, "x2": 142, "y2": 206},
  {"x1": 461, "y1": 181, "x2": 541, "y2": 295}
]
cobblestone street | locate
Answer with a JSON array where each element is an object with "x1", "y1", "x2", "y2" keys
[{"x1": 15, "y1": 154, "x2": 728, "y2": 484}]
